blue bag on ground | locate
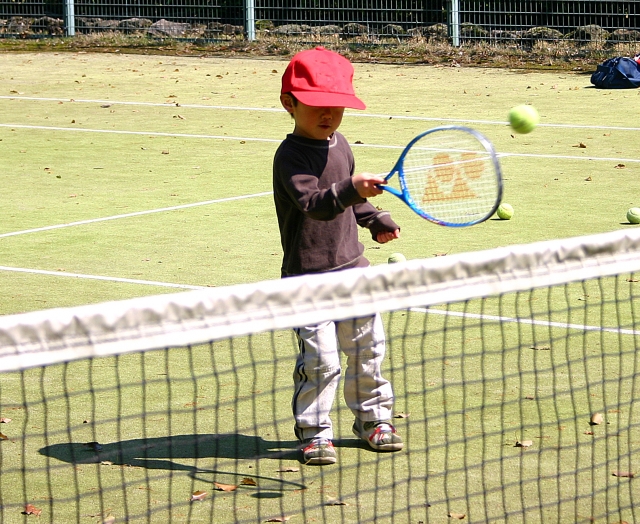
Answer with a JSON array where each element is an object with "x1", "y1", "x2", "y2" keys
[{"x1": 590, "y1": 57, "x2": 640, "y2": 89}]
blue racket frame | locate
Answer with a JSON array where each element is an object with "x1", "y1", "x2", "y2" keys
[{"x1": 379, "y1": 125, "x2": 503, "y2": 227}]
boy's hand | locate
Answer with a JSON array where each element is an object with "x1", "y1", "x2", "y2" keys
[
  {"x1": 352, "y1": 172, "x2": 386, "y2": 198},
  {"x1": 377, "y1": 229, "x2": 400, "y2": 244}
]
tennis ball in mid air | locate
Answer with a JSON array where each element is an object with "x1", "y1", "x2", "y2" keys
[
  {"x1": 497, "y1": 203, "x2": 514, "y2": 220},
  {"x1": 627, "y1": 207, "x2": 640, "y2": 224},
  {"x1": 508, "y1": 105, "x2": 539, "y2": 134},
  {"x1": 388, "y1": 253, "x2": 406, "y2": 264}
]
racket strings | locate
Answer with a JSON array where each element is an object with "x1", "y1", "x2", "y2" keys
[{"x1": 401, "y1": 132, "x2": 500, "y2": 224}]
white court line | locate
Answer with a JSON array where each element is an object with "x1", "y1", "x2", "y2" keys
[
  {"x1": 3, "y1": 95, "x2": 640, "y2": 132},
  {"x1": 496, "y1": 151, "x2": 640, "y2": 163},
  {"x1": 0, "y1": 192, "x2": 273, "y2": 239},
  {"x1": 2, "y1": 123, "x2": 639, "y2": 164},
  {"x1": 0, "y1": 123, "x2": 281, "y2": 144},
  {"x1": 357, "y1": 113, "x2": 640, "y2": 132},
  {"x1": 414, "y1": 307, "x2": 640, "y2": 336},
  {"x1": 0, "y1": 95, "x2": 283, "y2": 112},
  {"x1": 0, "y1": 266, "x2": 205, "y2": 289}
]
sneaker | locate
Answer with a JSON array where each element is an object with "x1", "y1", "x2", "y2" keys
[
  {"x1": 301, "y1": 438, "x2": 337, "y2": 465},
  {"x1": 353, "y1": 419, "x2": 404, "y2": 451}
]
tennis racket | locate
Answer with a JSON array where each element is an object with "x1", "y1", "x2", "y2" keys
[{"x1": 377, "y1": 126, "x2": 503, "y2": 227}]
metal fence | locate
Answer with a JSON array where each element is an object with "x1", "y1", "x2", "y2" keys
[{"x1": 0, "y1": 0, "x2": 638, "y2": 47}]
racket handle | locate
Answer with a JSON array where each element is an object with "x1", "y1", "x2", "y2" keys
[{"x1": 378, "y1": 185, "x2": 403, "y2": 197}]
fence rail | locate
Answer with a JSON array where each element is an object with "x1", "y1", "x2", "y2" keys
[{"x1": 0, "y1": 1, "x2": 638, "y2": 49}]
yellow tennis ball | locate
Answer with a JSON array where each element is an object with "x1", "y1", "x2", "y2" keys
[
  {"x1": 627, "y1": 207, "x2": 640, "y2": 224},
  {"x1": 508, "y1": 105, "x2": 539, "y2": 134},
  {"x1": 497, "y1": 203, "x2": 514, "y2": 220},
  {"x1": 388, "y1": 253, "x2": 406, "y2": 264}
]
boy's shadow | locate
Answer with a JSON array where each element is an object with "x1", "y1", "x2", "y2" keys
[
  {"x1": 39, "y1": 434, "x2": 370, "y2": 496},
  {"x1": 40, "y1": 433, "x2": 315, "y2": 495},
  {"x1": 39, "y1": 433, "x2": 368, "y2": 476},
  {"x1": 39, "y1": 433, "x2": 302, "y2": 468}
]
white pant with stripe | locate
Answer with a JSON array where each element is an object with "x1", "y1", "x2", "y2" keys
[{"x1": 292, "y1": 314, "x2": 395, "y2": 442}]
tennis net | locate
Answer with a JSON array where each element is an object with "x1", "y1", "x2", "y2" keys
[{"x1": 0, "y1": 228, "x2": 639, "y2": 523}]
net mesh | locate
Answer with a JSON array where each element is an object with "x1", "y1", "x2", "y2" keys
[{"x1": 1, "y1": 229, "x2": 639, "y2": 523}]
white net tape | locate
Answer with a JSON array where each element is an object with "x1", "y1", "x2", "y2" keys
[{"x1": 1, "y1": 228, "x2": 640, "y2": 372}]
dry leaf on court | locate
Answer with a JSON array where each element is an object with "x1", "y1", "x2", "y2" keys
[
  {"x1": 612, "y1": 471, "x2": 635, "y2": 478},
  {"x1": 0, "y1": 433, "x2": 8, "y2": 440},
  {"x1": 240, "y1": 477, "x2": 257, "y2": 486},
  {"x1": 325, "y1": 499, "x2": 348, "y2": 506},
  {"x1": 0, "y1": 417, "x2": 11, "y2": 423},
  {"x1": 448, "y1": 512, "x2": 466, "y2": 519},
  {"x1": 213, "y1": 482, "x2": 238, "y2": 492},
  {"x1": 266, "y1": 516, "x2": 291, "y2": 522},
  {"x1": 394, "y1": 413, "x2": 410, "y2": 419},
  {"x1": 590, "y1": 413, "x2": 604, "y2": 425},
  {"x1": 516, "y1": 440, "x2": 533, "y2": 448},
  {"x1": 191, "y1": 490, "x2": 207, "y2": 501},
  {"x1": 615, "y1": 163, "x2": 626, "y2": 169},
  {"x1": 102, "y1": 515, "x2": 116, "y2": 524},
  {"x1": 23, "y1": 504, "x2": 42, "y2": 516},
  {"x1": 276, "y1": 467, "x2": 299, "y2": 472}
]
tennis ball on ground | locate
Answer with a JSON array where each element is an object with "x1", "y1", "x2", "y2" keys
[
  {"x1": 388, "y1": 253, "x2": 406, "y2": 264},
  {"x1": 497, "y1": 203, "x2": 514, "y2": 220},
  {"x1": 508, "y1": 105, "x2": 539, "y2": 134},
  {"x1": 627, "y1": 207, "x2": 640, "y2": 224}
]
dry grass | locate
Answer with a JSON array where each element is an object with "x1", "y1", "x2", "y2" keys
[{"x1": 1, "y1": 30, "x2": 634, "y2": 71}]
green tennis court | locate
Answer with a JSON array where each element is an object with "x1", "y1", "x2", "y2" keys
[
  {"x1": 1, "y1": 51, "x2": 640, "y2": 523},
  {"x1": 2, "y1": 52, "x2": 639, "y2": 314}
]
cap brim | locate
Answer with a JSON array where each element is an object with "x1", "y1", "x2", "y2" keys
[{"x1": 292, "y1": 91, "x2": 366, "y2": 110}]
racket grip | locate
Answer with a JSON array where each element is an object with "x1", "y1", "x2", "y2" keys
[{"x1": 378, "y1": 185, "x2": 403, "y2": 197}]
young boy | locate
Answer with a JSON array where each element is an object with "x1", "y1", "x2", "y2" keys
[{"x1": 272, "y1": 47, "x2": 404, "y2": 465}]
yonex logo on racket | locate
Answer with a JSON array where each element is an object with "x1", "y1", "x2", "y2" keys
[{"x1": 422, "y1": 152, "x2": 485, "y2": 202}]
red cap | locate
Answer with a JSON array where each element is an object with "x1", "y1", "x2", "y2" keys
[{"x1": 281, "y1": 47, "x2": 366, "y2": 110}]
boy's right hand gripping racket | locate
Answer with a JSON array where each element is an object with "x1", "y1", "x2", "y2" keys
[{"x1": 378, "y1": 126, "x2": 503, "y2": 227}]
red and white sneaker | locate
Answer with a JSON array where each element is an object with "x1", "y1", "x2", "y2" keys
[
  {"x1": 353, "y1": 419, "x2": 404, "y2": 451},
  {"x1": 301, "y1": 438, "x2": 337, "y2": 465}
]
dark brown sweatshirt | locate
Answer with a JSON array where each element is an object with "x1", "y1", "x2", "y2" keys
[{"x1": 273, "y1": 131, "x2": 400, "y2": 277}]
